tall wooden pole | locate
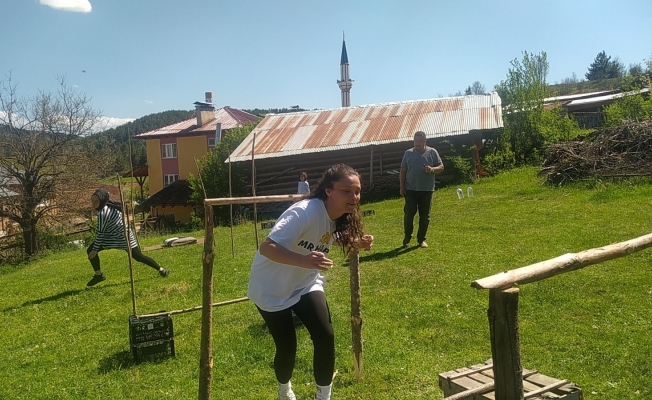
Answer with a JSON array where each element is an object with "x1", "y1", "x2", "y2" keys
[
  {"x1": 251, "y1": 132, "x2": 259, "y2": 248},
  {"x1": 348, "y1": 248, "x2": 364, "y2": 380},
  {"x1": 369, "y1": 146, "x2": 374, "y2": 188},
  {"x1": 117, "y1": 176, "x2": 137, "y2": 316},
  {"x1": 198, "y1": 204, "x2": 215, "y2": 400},
  {"x1": 488, "y1": 287, "x2": 523, "y2": 400},
  {"x1": 228, "y1": 155, "x2": 234, "y2": 258}
]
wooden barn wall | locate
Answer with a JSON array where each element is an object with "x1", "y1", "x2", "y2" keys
[{"x1": 234, "y1": 135, "x2": 474, "y2": 198}]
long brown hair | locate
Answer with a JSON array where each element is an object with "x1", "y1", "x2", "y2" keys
[{"x1": 309, "y1": 164, "x2": 364, "y2": 253}]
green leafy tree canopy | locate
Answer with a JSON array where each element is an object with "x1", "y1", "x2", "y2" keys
[
  {"x1": 187, "y1": 122, "x2": 258, "y2": 225},
  {"x1": 586, "y1": 51, "x2": 624, "y2": 81}
]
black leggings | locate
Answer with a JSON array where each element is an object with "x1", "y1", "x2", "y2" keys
[
  {"x1": 257, "y1": 290, "x2": 335, "y2": 386},
  {"x1": 86, "y1": 242, "x2": 161, "y2": 272}
]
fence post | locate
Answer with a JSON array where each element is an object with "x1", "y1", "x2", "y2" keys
[
  {"x1": 348, "y1": 248, "x2": 363, "y2": 380},
  {"x1": 488, "y1": 287, "x2": 523, "y2": 400},
  {"x1": 198, "y1": 204, "x2": 215, "y2": 400}
]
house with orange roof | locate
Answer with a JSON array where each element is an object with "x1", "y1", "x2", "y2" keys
[{"x1": 134, "y1": 92, "x2": 259, "y2": 224}]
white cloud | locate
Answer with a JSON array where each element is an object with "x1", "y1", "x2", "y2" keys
[
  {"x1": 1, "y1": 111, "x2": 132, "y2": 133},
  {"x1": 96, "y1": 116, "x2": 135, "y2": 132},
  {"x1": 40, "y1": 0, "x2": 92, "y2": 13},
  {"x1": 145, "y1": 100, "x2": 154, "y2": 104}
]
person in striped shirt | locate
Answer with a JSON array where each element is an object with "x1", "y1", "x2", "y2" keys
[{"x1": 86, "y1": 188, "x2": 169, "y2": 287}]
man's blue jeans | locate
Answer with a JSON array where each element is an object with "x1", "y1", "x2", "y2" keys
[{"x1": 403, "y1": 190, "x2": 433, "y2": 244}]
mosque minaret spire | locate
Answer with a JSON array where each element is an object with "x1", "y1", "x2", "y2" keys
[{"x1": 337, "y1": 32, "x2": 353, "y2": 107}]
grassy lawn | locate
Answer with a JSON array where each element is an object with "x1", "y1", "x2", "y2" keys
[{"x1": 1, "y1": 167, "x2": 651, "y2": 399}]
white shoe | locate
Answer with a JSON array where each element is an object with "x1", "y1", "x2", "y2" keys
[
  {"x1": 316, "y1": 383, "x2": 332, "y2": 400},
  {"x1": 278, "y1": 382, "x2": 297, "y2": 400}
]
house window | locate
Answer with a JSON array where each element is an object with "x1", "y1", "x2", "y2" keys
[
  {"x1": 208, "y1": 137, "x2": 216, "y2": 148},
  {"x1": 162, "y1": 143, "x2": 177, "y2": 159},
  {"x1": 164, "y1": 174, "x2": 179, "y2": 187}
]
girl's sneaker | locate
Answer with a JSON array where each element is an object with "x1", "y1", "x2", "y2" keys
[{"x1": 278, "y1": 381, "x2": 296, "y2": 400}]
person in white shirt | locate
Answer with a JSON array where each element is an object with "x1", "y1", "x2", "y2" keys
[
  {"x1": 297, "y1": 171, "x2": 310, "y2": 195},
  {"x1": 248, "y1": 164, "x2": 374, "y2": 400}
]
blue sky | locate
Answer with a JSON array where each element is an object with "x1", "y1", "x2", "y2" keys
[{"x1": 2, "y1": 0, "x2": 651, "y2": 129}]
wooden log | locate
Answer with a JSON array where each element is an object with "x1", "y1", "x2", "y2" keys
[
  {"x1": 198, "y1": 204, "x2": 215, "y2": 400},
  {"x1": 348, "y1": 248, "x2": 364, "y2": 380},
  {"x1": 205, "y1": 194, "x2": 304, "y2": 206},
  {"x1": 489, "y1": 287, "x2": 523, "y2": 400},
  {"x1": 472, "y1": 232, "x2": 652, "y2": 290}
]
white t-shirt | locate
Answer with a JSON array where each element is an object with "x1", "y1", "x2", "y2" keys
[{"x1": 248, "y1": 198, "x2": 335, "y2": 312}]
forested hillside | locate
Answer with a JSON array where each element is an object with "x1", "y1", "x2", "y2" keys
[
  {"x1": 243, "y1": 106, "x2": 310, "y2": 116},
  {"x1": 87, "y1": 110, "x2": 193, "y2": 175}
]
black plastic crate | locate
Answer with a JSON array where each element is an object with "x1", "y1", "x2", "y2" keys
[
  {"x1": 131, "y1": 338, "x2": 175, "y2": 363},
  {"x1": 129, "y1": 314, "x2": 174, "y2": 345}
]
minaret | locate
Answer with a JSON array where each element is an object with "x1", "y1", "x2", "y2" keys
[{"x1": 337, "y1": 32, "x2": 353, "y2": 107}]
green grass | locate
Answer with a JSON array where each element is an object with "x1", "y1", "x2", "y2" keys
[{"x1": 2, "y1": 167, "x2": 652, "y2": 399}]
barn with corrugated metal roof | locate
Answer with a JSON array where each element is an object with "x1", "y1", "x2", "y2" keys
[{"x1": 228, "y1": 93, "x2": 503, "y2": 198}]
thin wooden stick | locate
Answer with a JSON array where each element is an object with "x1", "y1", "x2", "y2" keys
[
  {"x1": 348, "y1": 248, "x2": 364, "y2": 380},
  {"x1": 193, "y1": 155, "x2": 208, "y2": 200},
  {"x1": 251, "y1": 132, "x2": 259, "y2": 249},
  {"x1": 472, "y1": 232, "x2": 652, "y2": 290},
  {"x1": 137, "y1": 297, "x2": 249, "y2": 318},
  {"x1": 117, "y1": 175, "x2": 137, "y2": 317},
  {"x1": 228, "y1": 155, "x2": 234, "y2": 258},
  {"x1": 128, "y1": 128, "x2": 138, "y2": 244},
  {"x1": 524, "y1": 379, "x2": 570, "y2": 399}
]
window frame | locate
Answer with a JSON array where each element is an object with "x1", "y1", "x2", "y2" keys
[
  {"x1": 163, "y1": 174, "x2": 179, "y2": 187},
  {"x1": 161, "y1": 143, "x2": 177, "y2": 159}
]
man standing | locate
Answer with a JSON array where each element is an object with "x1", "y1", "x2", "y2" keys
[{"x1": 399, "y1": 131, "x2": 444, "y2": 248}]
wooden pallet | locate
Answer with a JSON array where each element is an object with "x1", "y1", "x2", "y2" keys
[{"x1": 439, "y1": 360, "x2": 582, "y2": 399}]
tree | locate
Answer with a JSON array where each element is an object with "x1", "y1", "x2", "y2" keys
[
  {"x1": 494, "y1": 51, "x2": 550, "y2": 164},
  {"x1": 464, "y1": 81, "x2": 486, "y2": 95},
  {"x1": 187, "y1": 122, "x2": 258, "y2": 225},
  {"x1": 0, "y1": 74, "x2": 109, "y2": 257},
  {"x1": 585, "y1": 51, "x2": 624, "y2": 81}
]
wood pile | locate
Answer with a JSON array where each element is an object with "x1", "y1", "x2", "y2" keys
[{"x1": 540, "y1": 120, "x2": 652, "y2": 184}]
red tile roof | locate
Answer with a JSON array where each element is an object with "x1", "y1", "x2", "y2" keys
[{"x1": 133, "y1": 107, "x2": 259, "y2": 139}]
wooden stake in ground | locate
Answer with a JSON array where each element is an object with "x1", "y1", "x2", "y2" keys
[
  {"x1": 348, "y1": 247, "x2": 364, "y2": 380},
  {"x1": 117, "y1": 175, "x2": 137, "y2": 317},
  {"x1": 488, "y1": 287, "x2": 523, "y2": 400},
  {"x1": 198, "y1": 204, "x2": 215, "y2": 400}
]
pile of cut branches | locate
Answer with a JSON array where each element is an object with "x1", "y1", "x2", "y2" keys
[{"x1": 540, "y1": 120, "x2": 652, "y2": 184}]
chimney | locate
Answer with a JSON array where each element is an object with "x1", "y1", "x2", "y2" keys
[{"x1": 195, "y1": 91, "x2": 216, "y2": 127}]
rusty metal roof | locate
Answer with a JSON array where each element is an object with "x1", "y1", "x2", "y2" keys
[
  {"x1": 133, "y1": 106, "x2": 259, "y2": 139},
  {"x1": 228, "y1": 93, "x2": 503, "y2": 162}
]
